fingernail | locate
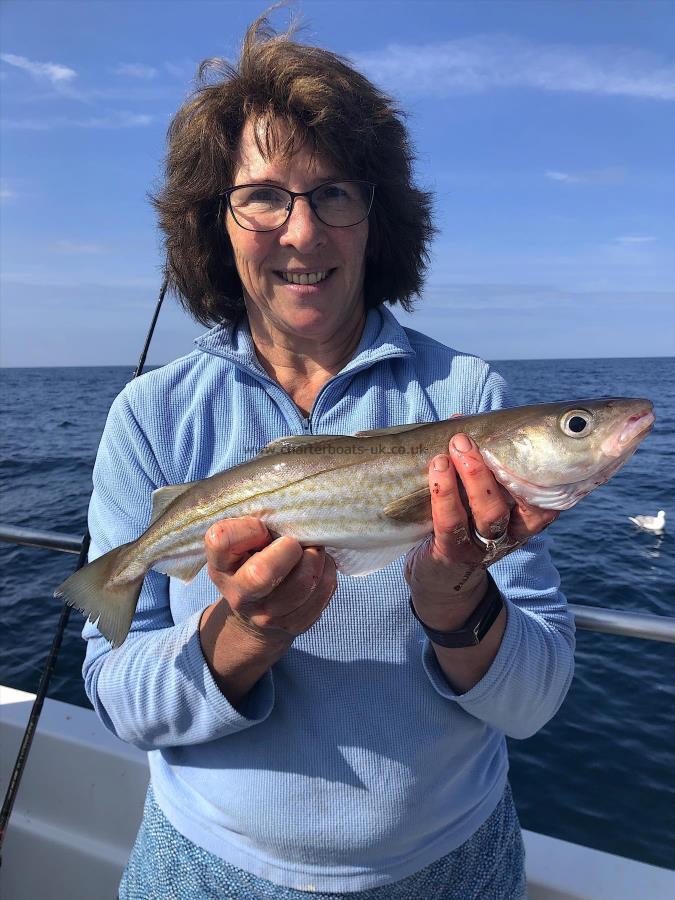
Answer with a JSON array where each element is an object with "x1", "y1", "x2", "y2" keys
[
  {"x1": 451, "y1": 433, "x2": 472, "y2": 453},
  {"x1": 433, "y1": 454, "x2": 449, "y2": 472}
]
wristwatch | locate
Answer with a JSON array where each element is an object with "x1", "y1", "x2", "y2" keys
[{"x1": 409, "y1": 572, "x2": 504, "y2": 648}]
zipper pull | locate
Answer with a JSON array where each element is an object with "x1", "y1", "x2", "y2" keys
[{"x1": 301, "y1": 418, "x2": 311, "y2": 432}]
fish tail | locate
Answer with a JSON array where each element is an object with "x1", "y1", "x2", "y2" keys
[{"x1": 54, "y1": 541, "x2": 143, "y2": 648}]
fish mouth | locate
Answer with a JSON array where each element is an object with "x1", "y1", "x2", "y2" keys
[
  {"x1": 619, "y1": 408, "x2": 654, "y2": 443},
  {"x1": 602, "y1": 407, "x2": 655, "y2": 459}
]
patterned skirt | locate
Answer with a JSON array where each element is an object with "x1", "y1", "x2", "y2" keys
[{"x1": 119, "y1": 782, "x2": 527, "y2": 899}]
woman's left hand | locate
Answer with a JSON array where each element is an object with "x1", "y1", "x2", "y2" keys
[{"x1": 405, "y1": 432, "x2": 558, "y2": 630}]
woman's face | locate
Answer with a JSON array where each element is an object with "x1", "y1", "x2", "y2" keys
[{"x1": 225, "y1": 120, "x2": 369, "y2": 346}]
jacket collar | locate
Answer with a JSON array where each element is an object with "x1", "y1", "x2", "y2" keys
[{"x1": 193, "y1": 305, "x2": 415, "y2": 378}]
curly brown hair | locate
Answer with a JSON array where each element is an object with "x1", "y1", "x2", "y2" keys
[{"x1": 152, "y1": 10, "x2": 435, "y2": 326}]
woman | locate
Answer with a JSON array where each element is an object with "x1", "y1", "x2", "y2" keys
[{"x1": 83, "y1": 13, "x2": 575, "y2": 899}]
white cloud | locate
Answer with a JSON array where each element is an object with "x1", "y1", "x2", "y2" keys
[
  {"x1": 545, "y1": 168, "x2": 626, "y2": 185},
  {"x1": 1, "y1": 111, "x2": 154, "y2": 130},
  {"x1": 163, "y1": 60, "x2": 197, "y2": 79},
  {"x1": 52, "y1": 240, "x2": 109, "y2": 255},
  {"x1": 354, "y1": 36, "x2": 675, "y2": 101},
  {"x1": 614, "y1": 235, "x2": 656, "y2": 245},
  {"x1": 408, "y1": 281, "x2": 674, "y2": 313},
  {"x1": 0, "y1": 180, "x2": 15, "y2": 202},
  {"x1": 113, "y1": 63, "x2": 158, "y2": 80},
  {"x1": 0, "y1": 273, "x2": 157, "y2": 289},
  {"x1": 74, "y1": 111, "x2": 154, "y2": 128},
  {"x1": 546, "y1": 171, "x2": 582, "y2": 184},
  {"x1": 0, "y1": 52, "x2": 76, "y2": 86}
]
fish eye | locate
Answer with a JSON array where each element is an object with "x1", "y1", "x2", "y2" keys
[{"x1": 560, "y1": 410, "x2": 592, "y2": 438}]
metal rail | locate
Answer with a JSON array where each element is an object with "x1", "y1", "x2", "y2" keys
[
  {"x1": 567, "y1": 604, "x2": 675, "y2": 643},
  {"x1": 2, "y1": 523, "x2": 674, "y2": 644},
  {"x1": 0, "y1": 524, "x2": 82, "y2": 554}
]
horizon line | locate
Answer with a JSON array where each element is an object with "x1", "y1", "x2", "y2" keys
[{"x1": 2, "y1": 354, "x2": 674, "y2": 370}]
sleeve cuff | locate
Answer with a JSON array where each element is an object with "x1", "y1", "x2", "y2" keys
[{"x1": 179, "y1": 611, "x2": 276, "y2": 736}]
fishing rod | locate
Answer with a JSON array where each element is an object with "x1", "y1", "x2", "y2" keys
[{"x1": 0, "y1": 276, "x2": 169, "y2": 862}]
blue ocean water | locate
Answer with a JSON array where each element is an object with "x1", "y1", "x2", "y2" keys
[{"x1": 0, "y1": 357, "x2": 673, "y2": 870}]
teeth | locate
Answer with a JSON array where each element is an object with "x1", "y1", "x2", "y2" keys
[{"x1": 280, "y1": 270, "x2": 329, "y2": 285}]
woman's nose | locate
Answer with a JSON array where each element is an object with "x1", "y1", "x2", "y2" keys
[{"x1": 278, "y1": 196, "x2": 326, "y2": 251}]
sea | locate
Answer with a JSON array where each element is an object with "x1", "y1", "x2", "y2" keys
[{"x1": 0, "y1": 357, "x2": 673, "y2": 871}]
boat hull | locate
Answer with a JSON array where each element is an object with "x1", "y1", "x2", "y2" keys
[{"x1": 1, "y1": 686, "x2": 673, "y2": 899}]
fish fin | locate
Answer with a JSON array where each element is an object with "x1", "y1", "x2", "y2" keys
[
  {"x1": 54, "y1": 542, "x2": 142, "y2": 648},
  {"x1": 153, "y1": 554, "x2": 206, "y2": 582},
  {"x1": 324, "y1": 542, "x2": 416, "y2": 576},
  {"x1": 150, "y1": 484, "x2": 192, "y2": 524},
  {"x1": 254, "y1": 435, "x2": 345, "y2": 457},
  {"x1": 353, "y1": 423, "x2": 424, "y2": 437},
  {"x1": 383, "y1": 487, "x2": 432, "y2": 523}
]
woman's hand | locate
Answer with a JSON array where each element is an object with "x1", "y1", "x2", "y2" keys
[
  {"x1": 405, "y1": 432, "x2": 558, "y2": 630},
  {"x1": 199, "y1": 516, "x2": 337, "y2": 704},
  {"x1": 205, "y1": 516, "x2": 337, "y2": 645}
]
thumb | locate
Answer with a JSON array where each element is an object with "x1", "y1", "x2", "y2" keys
[{"x1": 205, "y1": 517, "x2": 271, "y2": 575}]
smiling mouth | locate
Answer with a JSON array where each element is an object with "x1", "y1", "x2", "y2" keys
[{"x1": 276, "y1": 269, "x2": 335, "y2": 285}]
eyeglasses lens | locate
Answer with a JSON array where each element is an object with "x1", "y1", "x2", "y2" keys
[{"x1": 228, "y1": 181, "x2": 373, "y2": 232}]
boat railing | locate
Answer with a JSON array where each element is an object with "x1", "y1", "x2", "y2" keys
[{"x1": 1, "y1": 522, "x2": 674, "y2": 644}]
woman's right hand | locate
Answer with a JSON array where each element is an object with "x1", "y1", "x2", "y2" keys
[
  {"x1": 199, "y1": 517, "x2": 337, "y2": 704},
  {"x1": 204, "y1": 516, "x2": 337, "y2": 645}
]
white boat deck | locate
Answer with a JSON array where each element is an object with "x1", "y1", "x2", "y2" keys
[{"x1": 1, "y1": 685, "x2": 673, "y2": 899}]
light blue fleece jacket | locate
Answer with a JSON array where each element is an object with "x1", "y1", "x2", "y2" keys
[{"x1": 82, "y1": 305, "x2": 575, "y2": 892}]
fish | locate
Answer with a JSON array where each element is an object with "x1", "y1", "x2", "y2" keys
[{"x1": 55, "y1": 397, "x2": 654, "y2": 647}]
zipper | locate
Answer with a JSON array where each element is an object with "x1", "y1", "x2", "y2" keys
[
  {"x1": 262, "y1": 349, "x2": 411, "y2": 435},
  {"x1": 306, "y1": 352, "x2": 408, "y2": 430}
]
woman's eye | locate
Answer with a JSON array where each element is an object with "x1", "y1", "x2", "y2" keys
[
  {"x1": 317, "y1": 184, "x2": 349, "y2": 202},
  {"x1": 230, "y1": 186, "x2": 287, "y2": 208},
  {"x1": 561, "y1": 410, "x2": 592, "y2": 437},
  {"x1": 247, "y1": 188, "x2": 284, "y2": 204}
]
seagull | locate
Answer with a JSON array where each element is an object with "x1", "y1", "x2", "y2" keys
[{"x1": 628, "y1": 510, "x2": 666, "y2": 533}]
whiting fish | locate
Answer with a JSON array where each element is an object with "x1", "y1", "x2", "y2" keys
[{"x1": 55, "y1": 397, "x2": 654, "y2": 647}]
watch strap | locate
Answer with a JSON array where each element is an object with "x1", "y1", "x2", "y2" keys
[{"x1": 409, "y1": 572, "x2": 504, "y2": 648}]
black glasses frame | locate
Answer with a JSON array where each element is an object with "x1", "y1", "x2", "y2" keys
[{"x1": 221, "y1": 180, "x2": 376, "y2": 232}]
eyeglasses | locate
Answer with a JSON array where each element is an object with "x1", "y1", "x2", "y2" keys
[{"x1": 221, "y1": 180, "x2": 375, "y2": 232}]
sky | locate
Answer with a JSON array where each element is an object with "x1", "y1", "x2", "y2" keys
[{"x1": 1, "y1": 0, "x2": 673, "y2": 366}]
